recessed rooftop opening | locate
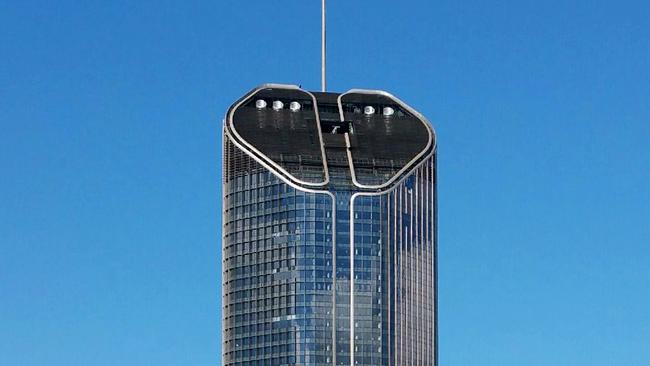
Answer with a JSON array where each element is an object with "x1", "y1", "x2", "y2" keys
[{"x1": 320, "y1": 120, "x2": 352, "y2": 135}]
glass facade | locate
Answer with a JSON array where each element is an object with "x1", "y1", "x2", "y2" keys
[
  {"x1": 223, "y1": 138, "x2": 335, "y2": 365},
  {"x1": 223, "y1": 85, "x2": 437, "y2": 366}
]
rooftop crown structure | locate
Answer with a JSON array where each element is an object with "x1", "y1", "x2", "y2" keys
[{"x1": 223, "y1": 84, "x2": 437, "y2": 365}]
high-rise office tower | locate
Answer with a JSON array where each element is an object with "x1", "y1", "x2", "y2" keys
[{"x1": 223, "y1": 84, "x2": 437, "y2": 366}]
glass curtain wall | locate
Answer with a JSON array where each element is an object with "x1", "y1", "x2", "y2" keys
[{"x1": 224, "y1": 133, "x2": 437, "y2": 366}]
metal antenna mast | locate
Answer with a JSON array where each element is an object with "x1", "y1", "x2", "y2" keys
[{"x1": 321, "y1": 0, "x2": 327, "y2": 91}]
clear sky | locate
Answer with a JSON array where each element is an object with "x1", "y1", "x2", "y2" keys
[{"x1": 1, "y1": 1, "x2": 649, "y2": 365}]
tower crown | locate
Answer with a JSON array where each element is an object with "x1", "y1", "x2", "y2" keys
[{"x1": 226, "y1": 84, "x2": 436, "y2": 192}]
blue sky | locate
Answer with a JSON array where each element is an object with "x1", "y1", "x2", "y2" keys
[{"x1": 1, "y1": 1, "x2": 649, "y2": 365}]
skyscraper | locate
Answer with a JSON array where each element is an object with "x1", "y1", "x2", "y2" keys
[{"x1": 222, "y1": 84, "x2": 437, "y2": 366}]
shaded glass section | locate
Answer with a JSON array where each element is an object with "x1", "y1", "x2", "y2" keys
[
  {"x1": 351, "y1": 195, "x2": 388, "y2": 365},
  {"x1": 348, "y1": 157, "x2": 437, "y2": 366}
]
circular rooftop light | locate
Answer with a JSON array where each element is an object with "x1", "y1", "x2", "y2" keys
[
  {"x1": 364, "y1": 106, "x2": 375, "y2": 115},
  {"x1": 383, "y1": 107, "x2": 395, "y2": 116},
  {"x1": 272, "y1": 100, "x2": 284, "y2": 111},
  {"x1": 255, "y1": 99, "x2": 267, "y2": 109},
  {"x1": 289, "y1": 101, "x2": 301, "y2": 112}
]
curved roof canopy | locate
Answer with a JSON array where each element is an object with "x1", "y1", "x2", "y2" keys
[{"x1": 227, "y1": 84, "x2": 435, "y2": 191}]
